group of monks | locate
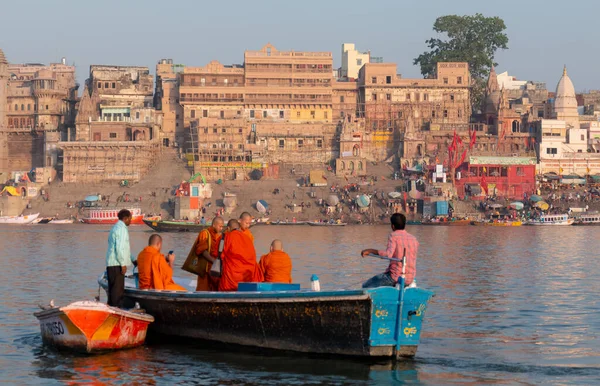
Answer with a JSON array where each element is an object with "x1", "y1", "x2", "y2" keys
[
  {"x1": 135, "y1": 212, "x2": 293, "y2": 292},
  {"x1": 194, "y1": 212, "x2": 293, "y2": 292}
]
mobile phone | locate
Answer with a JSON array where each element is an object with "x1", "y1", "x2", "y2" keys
[{"x1": 168, "y1": 250, "x2": 174, "y2": 255}]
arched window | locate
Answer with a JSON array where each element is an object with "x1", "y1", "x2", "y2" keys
[
  {"x1": 417, "y1": 144, "x2": 423, "y2": 157},
  {"x1": 14, "y1": 104, "x2": 18, "y2": 111},
  {"x1": 350, "y1": 161, "x2": 355, "y2": 171},
  {"x1": 339, "y1": 161, "x2": 345, "y2": 171},
  {"x1": 353, "y1": 144, "x2": 360, "y2": 157},
  {"x1": 21, "y1": 104, "x2": 24, "y2": 111},
  {"x1": 27, "y1": 104, "x2": 31, "y2": 111},
  {"x1": 512, "y1": 120, "x2": 520, "y2": 133},
  {"x1": 488, "y1": 116, "x2": 494, "y2": 126},
  {"x1": 358, "y1": 161, "x2": 363, "y2": 171},
  {"x1": 8, "y1": 118, "x2": 12, "y2": 126}
]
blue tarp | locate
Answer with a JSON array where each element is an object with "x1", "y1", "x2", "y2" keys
[{"x1": 84, "y1": 195, "x2": 99, "y2": 202}]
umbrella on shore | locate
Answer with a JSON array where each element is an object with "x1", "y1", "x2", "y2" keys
[
  {"x1": 509, "y1": 202, "x2": 524, "y2": 210},
  {"x1": 256, "y1": 200, "x2": 268, "y2": 214},
  {"x1": 530, "y1": 195, "x2": 543, "y2": 202},
  {"x1": 84, "y1": 195, "x2": 99, "y2": 202},
  {"x1": 489, "y1": 203, "x2": 504, "y2": 209},
  {"x1": 356, "y1": 195, "x2": 370, "y2": 208},
  {"x1": 327, "y1": 194, "x2": 340, "y2": 206},
  {"x1": 535, "y1": 201, "x2": 549, "y2": 210}
]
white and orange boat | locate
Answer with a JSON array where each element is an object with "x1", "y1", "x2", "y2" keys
[
  {"x1": 80, "y1": 207, "x2": 145, "y2": 225},
  {"x1": 34, "y1": 301, "x2": 154, "y2": 353}
]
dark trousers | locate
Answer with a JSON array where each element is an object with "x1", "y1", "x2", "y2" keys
[{"x1": 106, "y1": 266, "x2": 125, "y2": 307}]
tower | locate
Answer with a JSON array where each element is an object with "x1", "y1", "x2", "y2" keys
[
  {"x1": 0, "y1": 48, "x2": 8, "y2": 127},
  {"x1": 482, "y1": 66, "x2": 501, "y2": 131},
  {"x1": 554, "y1": 66, "x2": 580, "y2": 129}
]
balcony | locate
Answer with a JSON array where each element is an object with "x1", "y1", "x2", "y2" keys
[{"x1": 180, "y1": 97, "x2": 244, "y2": 104}]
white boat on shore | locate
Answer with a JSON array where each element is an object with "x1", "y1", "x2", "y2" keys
[
  {"x1": 0, "y1": 213, "x2": 40, "y2": 224},
  {"x1": 525, "y1": 214, "x2": 574, "y2": 226},
  {"x1": 49, "y1": 219, "x2": 74, "y2": 224}
]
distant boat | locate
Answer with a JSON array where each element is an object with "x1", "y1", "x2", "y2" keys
[
  {"x1": 143, "y1": 219, "x2": 210, "y2": 232},
  {"x1": 34, "y1": 300, "x2": 153, "y2": 354},
  {"x1": 49, "y1": 219, "x2": 74, "y2": 224},
  {"x1": 0, "y1": 213, "x2": 40, "y2": 224},
  {"x1": 573, "y1": 214, "x2": 600, "y2": 226},
  {"x1": 81, "y1": 207, "x2": 144, "y2": 225},
  {"x1": 525, "y1": 214, "x2": 573, "y2": 226},
  {"x1": 308, "y1": 221, "x2": 347, "y2": 227},
  {"x1": 421, "y1": 219, "x2": 471, "y2": 226},
  {"x1": 271, "y1": 220, "x2": 308, "y2": 225}
]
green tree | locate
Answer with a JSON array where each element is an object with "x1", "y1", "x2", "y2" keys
[{"x1": 414, "y1": 14, "x2": 509, "y2": 111}]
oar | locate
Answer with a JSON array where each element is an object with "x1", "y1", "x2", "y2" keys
[{"x1": 368, "y1": 254, "x2": 403, "y2": 262}]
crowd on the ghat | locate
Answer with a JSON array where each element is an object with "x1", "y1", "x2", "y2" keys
[{"x1": 104, "y1": 210, "x2": 419, "y2": 307}]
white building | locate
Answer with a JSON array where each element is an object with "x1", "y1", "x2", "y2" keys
[
  {"x1": 339, "y1": 43, "x2": 369, "y2": 80},
  {"x1": 497, "y1": 71, "x2": 527, "y2": 90}
]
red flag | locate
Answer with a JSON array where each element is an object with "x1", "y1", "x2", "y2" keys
[
  {"x1": 500, "y1": 128, "x2": 506, "y2": 141},
  {"x1": 524, "y1": 137, "x2": 529, "y2": 149},
  {"x1": 480, "y1": 175, "x2": 489, "y2": 195},
  {"x1": 455, "y1": 150, "x2": 467, "y2": 169},
  {"x1": 469, "y1": 129, "x2": 476, "y2": 149},
  {"x1": 456, "y1": 134, "x2": 463, "y2": 148}
]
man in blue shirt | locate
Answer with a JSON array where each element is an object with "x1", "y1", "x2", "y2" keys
[{"x1": 106, "y1": 209, "x2": 134, "y2": 307}]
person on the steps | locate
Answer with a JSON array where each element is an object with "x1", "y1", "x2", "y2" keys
[{"x1": 137, "y1": 234, "x2": 186, "y2": 291}]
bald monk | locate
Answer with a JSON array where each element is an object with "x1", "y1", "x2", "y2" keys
[
  {"x1": 259, "y1": 239, "x2": 293, "y2": 284},
  {"x1": 195, "y1": 217, "x2": 224, "y2": 291},
  {"x1": 137, "y1": 234, "x2": 186, "y2": 291},
  {"x1": 239, "y1": 212, "x2": 254, "y2": 242},
  {"x1": 219, "y1": 218, "x2": 263, "y2": 291}
]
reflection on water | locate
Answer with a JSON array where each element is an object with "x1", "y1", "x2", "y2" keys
[{"x1": 1, "y1": 224, "x2": 600, "y2": 384}]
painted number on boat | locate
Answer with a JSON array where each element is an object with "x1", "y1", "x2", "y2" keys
[{"x1": 44, "y1": 321, "x2": 65, "y2": 336}]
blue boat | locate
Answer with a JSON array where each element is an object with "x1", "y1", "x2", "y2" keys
[{"x1": 99, "y1": 276, "x2": 434, "y2": 358}]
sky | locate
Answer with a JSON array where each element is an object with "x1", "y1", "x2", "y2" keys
[{"x1": 0, "y1": 0, "x2": 598, "y2": 92}]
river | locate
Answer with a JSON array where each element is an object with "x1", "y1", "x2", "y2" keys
[{"x1": 0, "y1": 224, "x2": 598, "y2": 385}]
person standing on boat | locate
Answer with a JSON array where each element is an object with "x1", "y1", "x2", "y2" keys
[
  {"x1": 360, "y1": 213, "x2": 418, "y2": 288},
  {"x1": 219, "y1": 216, "x2": 263, "y2": 291},
  {"x1": 194, "y1": 217, "x2": 224, "y2": 291},
  {"x1": 105, "y1": 209, "x2": 134, "y2": 307}
]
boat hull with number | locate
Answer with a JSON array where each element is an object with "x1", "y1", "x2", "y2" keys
[
  {"x1": 98, "y1": 275, "x2": 434, "y2": 358},
  {"x1": 33, "y1": 301, "x2": 154, "y2": 353}
]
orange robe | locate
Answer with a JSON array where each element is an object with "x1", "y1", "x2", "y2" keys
[
  {"x1": 241, "y1": 228, "x2": 254, "y2": 242},
  {"x1": 137, "y1": 246, "x2": 186, "y2": 291},
  {"x1": 259, "y1": 250, "x2": 293, "y2": 284},
  {"x1": 218, "y1": 230, "x2": 263, "y2": 291},
  {"x1": 195, "y1": 228, "x2": 222, "y2": 291}
]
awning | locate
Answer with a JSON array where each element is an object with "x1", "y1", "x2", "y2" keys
[{"x1": 309, "y1": 170, "x2": 327, "y2": 186}]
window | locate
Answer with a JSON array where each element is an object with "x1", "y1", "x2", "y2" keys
[
  {"x1": 112, "y1": 82, "x2": 116, "y2": 88},
  {"x1": 443, "y1": 110, "x2": 448, "y2": 118},
  {"x1": 458, "y1": 109, "x2": 463, "y2": 118},
  {"x1": 211, "y1": 78, "x2": 217, "y2": 85},
  {"x1": 457, "y1": 76, "x2": 462, "y2": 84},
  {"x1": 386, "y1": 94, "x2": 391, "y2": 101},
  {"x1": 371, "y1": 77, "x2": 377, "y2": 84},
  {"x1": 45, "y1": 105, "x2": 49, "y2": 110},
  {"x1": 203, "y1": 128, "x2": 208, "y2": 133},
  {"x1": 97, "y1": 82, "x2": 102, "y2": 89},
  {"x1": 105, "y1": 82, "x2": 109, "y2": 89},
  {"x1": 432, "y1": 111, "x2": 436, "y2": 118},
  {"x1": 386, "y1": 76, "x2": 392, "y2": 84},
  {"x1": 21, "y1": 104, "x2": 24, "y2": 111},
  {"x1": 340, "y1": 96, "x2": 345, "y2": 103},
  {"x1": 222, "y1": 128, "x2": 226, "y2": 133},
  {"x1": 109, "y1": 133, "x2": 117, "y2": 138},
  {"x1": 263, "y1": 111, "x2": 267, "y2": 118},
  {"x1": 423, "y1": 93, "x2": 429, "y2": 101},
  {"x1": 450, "y1": 94, "x2": 455, "y2": 101},
  {"x1": 203, "y1": 110, "x2": 208, "y2": 118},
  {"x1": 357, "y1": 59, "x2": 362, "y2": 66},
  {"x1": 279, "y1": 110, "x2": 284, "y2": 118},
  {"x1": 238, "y1": 128, "x2": 243, "y2": 133},
  {"x1": 546, "y1": 148, "x2": 558, "y2": 155},
  {"x1": 310, "y1": 111, "x2": 316, "y2": 118},
  {"x1": 581, "y1": 134, "x2": 585, "y2": 141},
  {"x1": 443, "y1": 78, "x2": 449, "y2": 84},
  {"x1": 324, "y1": 111, "x2": 328, "y2": 119},
  {"x1": 298, "y1": 139, "x2": 304, "y2": 148},
  {"x1": 238, "y1": 144, "x2": 243, "y2": 149},
  {"x1": 372, "y1": 93, "x2": 377, "y2": 101},
  {"x1": 516, "y1": 167, "x2": 524, "y2": 176},
  {"x1": 250, "y1": 110, "x2": 255, "y2": 118},
  {"x1": 27, "y1": 104, "x2": 31, "y2": 111},
  {"x1": 397, "y1": 111, "x2": 403, "y2": 118},
  {"x1": 221, "y1": 111, "x2": 225, "y2": 119},
  {"x1": 14, "y1": 104, "x2": 17, "y2": 111},
  {"x1": 317, "y1": 139, "x2": 323, "y2": 148},
  {"x1": 190, "y1": 110, "x2": 196, "y2": 118},
  {"x1": 136, "y1": 112, "x2": 140, "y2": 120},
  {"x1": 296, "y1": 111, "x2": 301, "y2": 118},
  {"x1": 213, "y1": 128, "x2": 218, "y2": 133},
  {"x1": 279, "y1": 139, "x2": 285, "y2": 148},
  {"x1": 406, "y1": 93, "x2": 411, "y2": 101}
]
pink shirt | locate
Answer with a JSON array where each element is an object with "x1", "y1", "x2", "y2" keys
[{"x1": 378, "y1": 230, "x2": 419, "y2": 285}]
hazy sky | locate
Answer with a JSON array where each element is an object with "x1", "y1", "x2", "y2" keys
[{"x1": 0, "y1": 0, "x2": 597, "y2": 92}]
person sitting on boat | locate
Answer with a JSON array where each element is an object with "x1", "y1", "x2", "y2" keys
[
  {"x1": 219, "y1": 218, "x2": 263, "y2": 292},
  {"x1": 194, "y1": 217, "x2": 224, "y2": 291},
  {"x1": 137, "y1": 234, "x2": 186, "y2": 291},
  {"x1": 105, "y1": 209, "x2": 134, "y2": 308},
  {"x1": 360, "y1": 213, "x2": 419, "y2": 288},
  {"x1": 258, "y1": 240, "x2": 293, "y2": 284}
]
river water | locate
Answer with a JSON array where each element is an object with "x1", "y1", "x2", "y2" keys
[{"x1": 0, "y1": 224, "x2": 598, "y2": 385}]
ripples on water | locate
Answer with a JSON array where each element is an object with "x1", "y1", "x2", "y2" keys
[{"x1": 1, "y1": 224, "x2": 599, "y2": 385}]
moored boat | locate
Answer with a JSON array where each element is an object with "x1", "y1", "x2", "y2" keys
[
  {"x1": 0, "y1": 213, "x2": 39, "y2": 224},
  {"x1": 271, "y1": 220, "x2": 308, "y2": 225},
  {"x1": 471, "y1": 220, "x2": 522, "y2": 227},
  {"x1": 421, "y1": 219, "x2": 471, "y2": 226},
  {"x1": 573, "y1": 214, "x2": 600, "y2": 226},
  {"x1": 525, "y1": 214, "x2": 573, "y2": 226},
  {"x1": 33, "y1": 300, "x2": 154, "y2": 353},
  {"x1": 98, "y1": 276, "x2": 434, "y2": 359},
  {"x1": 49, "y1": 219, "x2": 75, "y2": 224},
  {"x1": 308, "y1": 221, "x2": 347, "y2": 226},
  {"x1": 81, "y1": 207, "x2": 144, "y2": 225},
  {"x1": 143, "y1": 218, "x2": 210, "y2": 232}
]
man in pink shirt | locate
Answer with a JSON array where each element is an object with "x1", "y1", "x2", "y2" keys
[{"x1": 360, "y1": 213, "x2": 418, "y2": 288}]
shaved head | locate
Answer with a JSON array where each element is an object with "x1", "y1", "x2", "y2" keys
[
  {"x1": 240, "y1": 212, "x2": 252, "y2": 220},
  {"x1": 227, "y1": 219, "x2": 240, "y2": 230},
  {"x1": 239, "y1": 212, "x2": 252, "y2": 231},
  {"x1": 148, "y1": 234, "x2": 162, "y2": 246},
  {"x1": 211, "y1": 216, "x2": 224, "y2": 233},
  {"x1": 213, "y1": 217, "x2": 224, "y2": 225},
  {"x1": 271, "y1": 239, "x2": 283, "y2": 251}
]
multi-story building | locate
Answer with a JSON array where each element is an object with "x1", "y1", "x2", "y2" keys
[
  {"x1": 339, "y1": 43, "x2": 370, "y2": 80},
  {"x1": 61, "y1": 65, "x2": 161, "y2": 183},
  {"x1": 154, "y1": 59, "x2": 184, "y2": 147}
]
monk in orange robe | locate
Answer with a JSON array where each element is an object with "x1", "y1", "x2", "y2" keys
[
  {"x1": 195, "y1": 217, "x2": 224, "y2": 291},
  {"x1": 137, "y1": 234, "x2": 186, "y2": 291},
  {"x1": 239, "y1": 212, "x2": 254, "y2": 242},
  {"x1": 259, "y1": 239, "x2": 293, "y2": 283},
  {"x1": 219, "y1": 219, "x2": 263, "y2": 291}
]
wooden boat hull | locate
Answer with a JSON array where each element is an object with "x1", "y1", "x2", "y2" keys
[
  {"x1": 48, "y1": 219, "x2": 74, "y2": 224},
  {"x1": 471, "y1": 221, "x2": 522, "y2": 227},
  {"x1": 271, "y1": 221, "x2": 309, "y2": 226},
  {"x1": 143, "y1": 219, "x2": 210, "y2": 232},
  {"x1": 421, "y1": 220, "x2": 471, "y2": 226},
  {"x1": 99, "y1": 277, "x2": 434, "y2": 359},
  {"x1": 308, "y1": 222, "x2": 347, "y2": 226},
  {"x1": 33, "y1": 301, "x2": 153, "y2": 353},
  {"x1": 0, "y1": 213, "x2": 39, "y2": 224}
]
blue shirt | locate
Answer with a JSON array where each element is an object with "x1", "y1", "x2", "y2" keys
[{"x1": 105, "y1": 220, "x2": 133, "y2": 267}]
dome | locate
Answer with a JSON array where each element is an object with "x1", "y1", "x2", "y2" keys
[{"x1": 554, "y1": 66, "x2": 577, "y2": 110}]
